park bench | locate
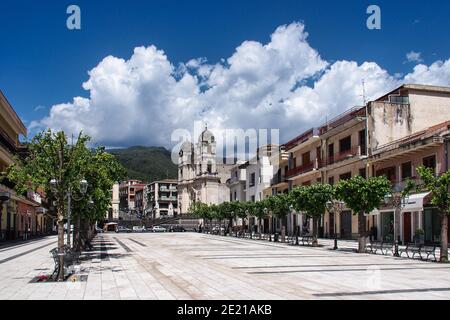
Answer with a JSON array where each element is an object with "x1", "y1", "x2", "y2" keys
[
  {"x1": 399, "y1": 243, "x2": 437, "y2": 261},
  {"x1": 50, "y1": 246, "x2": 80, "y2": 280},
  {"x1": 300, "y1": 235, "x2": 313, "y2": 246},
  {"x1": 399, "y1": 243, "x2": 422, "y2": 259},
  {"x1": 365, "y1": 241, "x2": 393, "y2": 255},
  {"x1": 421, "y1": 245, "x2": 437, "y2": 261}
]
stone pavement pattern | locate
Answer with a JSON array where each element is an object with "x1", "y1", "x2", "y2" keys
[{"x1": 1, "y1": 232, "x2": 450, "y2": 300}]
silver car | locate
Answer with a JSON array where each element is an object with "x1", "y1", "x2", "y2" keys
[{"x1": 152, "y1": 226, "x2": 167, "y2": 233}]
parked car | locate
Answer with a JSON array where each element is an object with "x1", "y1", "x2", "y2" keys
[
  {"x1": 133, "y1": 226, "x2": 147, "y2": 233},
  {"x1": 116, "y1": 226, "x2": 132, "y2": 233},
  {"x1": 168, "y1": 225, "x2": 186, "y2": 232},
  {"x1": 152, "y1": 226, "x2": 167, "y2": 233}
]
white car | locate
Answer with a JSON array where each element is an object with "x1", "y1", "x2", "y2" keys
[
  {"x1": 152, "y1": 226, "x2": 167, "y2": 233},
  {"x1": 132, "y1": 226, "x2": 146, "y2": 233}
]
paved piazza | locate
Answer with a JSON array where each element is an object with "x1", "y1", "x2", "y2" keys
[{"x1": 1, "y1": 232, "x2": 450, "y2": 300}]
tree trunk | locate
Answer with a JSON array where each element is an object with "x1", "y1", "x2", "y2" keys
[
  {"x1": 312, "y1": 216, "x2": 319, "y2": 247},
  {"x1": 440, "y1": 214, "x2": 448, "y2": 262},
  {"x1": 259, "y1": 218, "x2": 262, "y2": 239},
  {"x1": 57, "y1": 214, "x2": 65, "y2": 281},
  {"x1": 358, "y1": 210, "x2": 367, "y2": 253},
  {"x1": 74, "y1": 214, "x2": 81, "y2": 252},
  {"x1": 280, "y1": 218, "x2": 285, "y2": 242}
]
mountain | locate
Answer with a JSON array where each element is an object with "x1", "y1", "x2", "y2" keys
[{"x1": 108, "y1": 146, "x2": 178, "y2": 183}]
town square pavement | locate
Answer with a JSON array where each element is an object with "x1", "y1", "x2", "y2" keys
[{"x1": 1, "y1": 232, "x2": 450, "y2": 300}]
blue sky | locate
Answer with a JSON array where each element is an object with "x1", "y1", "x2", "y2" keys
[{"x1": 0, "y1": 0, "x2": 449, "y2": 147}]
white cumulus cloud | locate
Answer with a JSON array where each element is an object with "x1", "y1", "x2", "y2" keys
[
  {"x1": 31, "y1": 22, "x2": 450, "y2": 150},
  {"x1": 406, "y1": 51, "x2": 423, "y2": 63}
]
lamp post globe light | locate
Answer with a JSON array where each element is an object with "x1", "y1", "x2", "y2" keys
[
  {"x1": 326, "y1": 200, "x2": 345, "y2": 250},
  {"x1": 383, "y1": 190, "x2": 409, "y2": 257}
]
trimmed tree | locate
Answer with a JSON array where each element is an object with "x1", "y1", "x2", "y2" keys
[
  {"x1": 266, "y1": 193, "x2": 291, "y2": 242},
  {"x1": 335, "y1": 176, "x2": 392, "y2": 253},
  {"x1": 6, "y1": 130, "x2": 125, "y2": 280},
  {"x1": 253, "y1": 199, "x2": 269, "y2": 238},
  {"x1": 403, "y1": 166, "x2": 450, "y2": 262},
  {"x1": 290, "y1": 184, "x2": 334, "y2": 246}
]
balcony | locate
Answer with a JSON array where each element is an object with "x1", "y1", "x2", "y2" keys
[
  {"x1": 285, "y1": 161, "x2": 317, "y2": 178},
  {"x1": 160, "y1": 196, "x2": 177, "y2": 201},
  {"x1": 319, "y1": 107, "x2": 366, "y2": 136},
  {"x1": 283, "y1": 128, "x2": 319, "y2": 151},
  {"x1": 0, "y1": 127, "x2": 18, "y2": 155},
  {"x1": 327, "y1": 146, "x2": 361, "y2": 165}
]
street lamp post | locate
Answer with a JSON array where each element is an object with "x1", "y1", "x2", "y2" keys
[
  {"x1": 50, "y1": 179, "x2": 88, "y2": 248},
  {"x1": 326, "y1": 200, "x2": 345, "y2": 250},
  {"x1": 384, "y1": 191, "x2": 409, "y2": 257}
]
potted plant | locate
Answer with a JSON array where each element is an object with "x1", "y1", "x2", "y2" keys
[{"x1": 414, "y1": 229, "x2": 425, "y2": 245}]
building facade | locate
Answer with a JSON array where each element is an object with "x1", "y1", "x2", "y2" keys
[
  {"x1": 148, "y1": 179, "x2": 178, "y2": 219},
  {"x1": 119, "y1": 180, "x2": 147, "y2": 212},
  {"x1": 260, "y1": 84, "x2": 450, "y2": 243},
  {"x1": 0, "y1": 90, "x2": 52, "y2": 241},
  {"x1": 177, "y1": 128, "x2": 233, "y2": 214}
]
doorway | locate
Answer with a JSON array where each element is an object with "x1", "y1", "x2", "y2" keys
[
  {"x1": 403, "y1": 212, "x2": 412, "y2": 244},
  {"x1": 340, "y1": 211, "x2": 352, "y2": 239}
]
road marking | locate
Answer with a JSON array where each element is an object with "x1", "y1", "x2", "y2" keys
[
  {"x1": 127, "y1": 238, "x2": 147, "y2": 247},
  {"x1": 113, "y1": 237, "x2": 133, "y2": 253},
  {"x1": 314, "y1": 287, "x2": 450, "y2": 297}
]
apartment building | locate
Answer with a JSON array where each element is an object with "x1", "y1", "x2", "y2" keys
[
  {"x1": 0, "y1": 90, "x2": 51, "y2": 240},
  {"x1": 119, "y1": 180, "x2": 147, "y2": 212},
  {"x1": 148, "y1": 179, "x2": 178, "y2": 219},
  {"x1": 227, "y1": 162, "x2": 247, "y2": 202},
  {"x1": 108, "y1": 183, "x2": 120, "y2": 220},
  {"x1": 370, "y1": 120, "x2": 450, "y2": 244},
  {"x1": 263, "y1": 84, "x2": 450, "y2": 243}
]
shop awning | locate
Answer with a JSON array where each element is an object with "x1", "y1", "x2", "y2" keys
[{"x1": 401, "y1": 192, "x2": 431, "y2": 212}]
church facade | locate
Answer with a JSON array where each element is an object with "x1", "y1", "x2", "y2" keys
[{"x1": 177, "y1": 129, "x2": 233, "y2": 215}]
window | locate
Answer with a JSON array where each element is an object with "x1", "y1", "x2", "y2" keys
[
  {"x1": 423, "y1": 155, "x2": 436, "y2": 173},
  {"x1": 376, "y1": 166, "x2": 396, "y2": 183},
  {"x1": 389, "y1": 95, "x2": 409, "y2": 104},
  {"x1": 359, "y1": 168, "x2": 367, "y2": 179},
  {"x1": 339, "y1": 172, "x2": 352, "y2": 181},
  {"x1": 359, "y1": 130, "x2": 367, "y2": 156},
  {"x1": 249, "y1": 173, "x2": 256, "y2": 187},
  {"x1": 234, "y1": 191, "x2": 237, "y2": 201},
  {"x1": 251, "y1": 195, "x2": 255, "y2": 202},
  {"x1": 339, "y1": 136, "x2": 351, "y2": 153},
  {"x1": 328, "y1": 143, "x2": 334, "y2": 158},
  {"x1": 328, "y1": 176, "x2": 335, "y2": 185},
  {"x1": 302, "y1": 152, "x2": 310, "y2": 165},
  {"x1": 207, "y1": 163, "x2": 212, "y2": 174},
  {"x1": 401, "y1": 162, "x2": 412, "y2": 180}
]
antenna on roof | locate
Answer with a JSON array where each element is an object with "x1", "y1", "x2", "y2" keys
[{"x1": 362, "y1": 79, "x2": 367, "y2": 105}]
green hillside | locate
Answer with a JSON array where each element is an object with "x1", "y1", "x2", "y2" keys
[{"x1": 108, "y1": 146, "x2": 178, "y2": 183}]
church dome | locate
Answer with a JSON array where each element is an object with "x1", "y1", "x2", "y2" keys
[{"x1": 199, "y1": 128, "x2": 215, "y2": 144}]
